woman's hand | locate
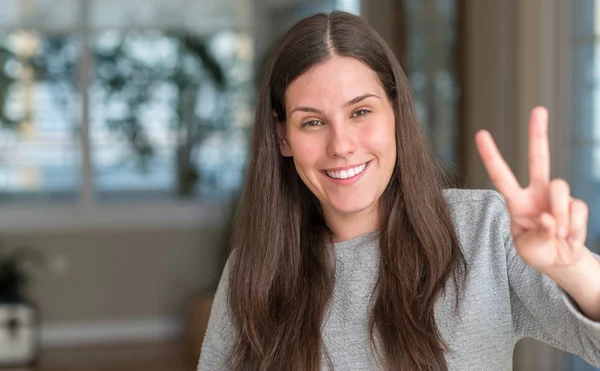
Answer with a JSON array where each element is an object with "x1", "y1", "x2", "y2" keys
[
  {"x1": 476, "y1": 106, "x2": 600, "y2": 320},
  {"x1": 476, "y1": 106, "x2": 589, "y2": 272}
]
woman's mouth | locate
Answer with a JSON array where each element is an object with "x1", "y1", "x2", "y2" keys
[{"x1": 324, "y1": 162, "x2": 369, "y2": 179}]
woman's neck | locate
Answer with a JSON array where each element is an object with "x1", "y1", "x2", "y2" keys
[{"x1": 324, "y1": 204, "x2": 379, "y2": 243}]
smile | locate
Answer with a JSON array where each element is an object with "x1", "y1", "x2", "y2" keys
[{"x1": 324, "y1": 162, "x2": 368, "y2": 179}]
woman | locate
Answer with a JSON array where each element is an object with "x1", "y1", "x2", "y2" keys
[{"x1": 198, "y1": 11, "x2": 600, "y2": 371}]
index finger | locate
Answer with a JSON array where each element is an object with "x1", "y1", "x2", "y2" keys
[{"x1": 475, "y1": 130, "x2": 522, "y2": 198}]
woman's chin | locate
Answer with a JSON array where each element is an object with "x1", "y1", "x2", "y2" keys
[{"x1": 326, "y1": 199, "x2": 376, "y2": 216}]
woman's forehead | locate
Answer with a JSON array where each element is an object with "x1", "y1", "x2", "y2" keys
[{"x1": 285, "y1": 56, "x2": 382, "y2": 109}]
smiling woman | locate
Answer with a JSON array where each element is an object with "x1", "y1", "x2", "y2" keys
[{"x1": 197, "y1": 10, "x2": 600, "y2": 371}]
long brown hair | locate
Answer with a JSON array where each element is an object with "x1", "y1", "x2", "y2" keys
[{"x1": 228, "y1": 11, "x2": 467, "y2": 370}]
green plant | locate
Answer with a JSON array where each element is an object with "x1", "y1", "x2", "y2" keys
[{"x1": 0, "y1": 242, "x2": 44, "y2": 304}]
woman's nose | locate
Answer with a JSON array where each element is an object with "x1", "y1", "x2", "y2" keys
[{"x1": 326, "y1": 124, "x2": 356, "y2": 158}]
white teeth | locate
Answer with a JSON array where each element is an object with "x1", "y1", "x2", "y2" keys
[{"x1": 325, "y1": 163, "x2": 367, "y2": 179}]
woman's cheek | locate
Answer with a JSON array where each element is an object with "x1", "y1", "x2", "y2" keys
[
  {"x1": 291, "y1": 135, "x2": 323, "y2": 165},
  {"x1": 363, "y1": 119, "x2": 394, "y2": 150}
]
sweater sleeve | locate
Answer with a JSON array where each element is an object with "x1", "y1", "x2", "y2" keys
[
  {"x1": 197, "y1": 255, "x2": 236, "y2": 371},
  {"x1": 507, "y1": 231, "x2": 600, "y2": 366}
]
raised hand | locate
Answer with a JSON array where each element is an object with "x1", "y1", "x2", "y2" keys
[{"x1": 475, "y1": 107, "x2": 589, "y2": 273}]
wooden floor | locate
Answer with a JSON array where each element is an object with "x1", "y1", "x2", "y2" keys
[{"x1": 10, "y1": 340, "x2": 198, "y2": 371}]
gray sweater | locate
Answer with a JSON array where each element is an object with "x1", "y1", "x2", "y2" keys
[{"x1": 197, "y1": 189, "x2": 600, "y2": 370}]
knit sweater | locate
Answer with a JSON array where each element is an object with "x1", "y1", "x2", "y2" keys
[{"x1": 197, "y1": 189, "x2": 600, "y2": 370}]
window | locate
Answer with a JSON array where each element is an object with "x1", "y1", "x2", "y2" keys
[
  {"x1": 0, "y1": 31, "x2": 81, "y2": 204},
  {"x1": 571, "y1": 0, "x2": 600, "y2": 252},
  {"x1": 0, "y1": 0, "x2": 360, "y2": 231},
  {"x1": 89, "y1": 30, "x2": 253, "y2": 201},
  {"x1": 404, "y1": 0, "x2": 460, "y2": 179},
  {"x1": 568, "y1": 1, "x2": 599, "y2": 370},
  {"x1": 0, "y1": 1, "x2": 254, "y2": 204}
]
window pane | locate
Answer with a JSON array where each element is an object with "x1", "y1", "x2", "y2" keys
[
  {"x1": 571, "y1": 0, "x2": 600, "y2": 253},
  {"x1": 0, "y1": 31, "x2": 80, "y2": 204},
  {"x1": 90, "y1": 30, "x2": 253, "y2": 201},
  {"x1": 570, "y1": 147, "x2": 600, "y2": 241},
  {"x1": 573, "y1": 0, "x2": 596, "y2": 37},
  {"x1": 572, "y1": 45, "x2": 597, "y2": 140},
  {"x1": 405, "y1": 0, "x2": 459, "y2": 178},
  {"x1": 565, "y1": 3, "x2": 599, "y2": 370}
]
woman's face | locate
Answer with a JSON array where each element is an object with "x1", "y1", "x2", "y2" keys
[{"x1": 278, "y1": 56, "x2": 397, "y2": 228}]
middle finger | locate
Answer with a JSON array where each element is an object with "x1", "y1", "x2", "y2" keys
[{"x1": 529, "y1": 107, "x2": 551, "y2": 187}]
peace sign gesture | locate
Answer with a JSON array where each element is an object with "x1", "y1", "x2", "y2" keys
[{"x1": 475, "y1": 107, "x2": 589, "y2": 273}]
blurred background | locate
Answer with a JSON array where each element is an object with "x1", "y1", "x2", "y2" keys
[{"x1": 0, "y1": 0, "x2": 597, "y2": 370}]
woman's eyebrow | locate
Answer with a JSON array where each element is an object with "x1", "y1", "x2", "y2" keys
[
  {"x1": 342, "y1": 93, "x2": 380, "y2": 107},
  {"x1": 289, "y1": 106, "x2": 322, "y2": 116},
  {"x1": 289, "y1": 93, "x2": 380, "y2": 116}
]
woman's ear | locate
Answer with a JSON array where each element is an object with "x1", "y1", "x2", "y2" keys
[{"x1": 275, "y1": 113, "x2": 292, "y2": 157}]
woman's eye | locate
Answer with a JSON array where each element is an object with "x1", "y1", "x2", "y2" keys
[
  {"x1": 352, "y1": 109, "x2": 371, "y2": 118},
  {"x1": 302, "y1": 120, "x2": 323, "y2": 127}
]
